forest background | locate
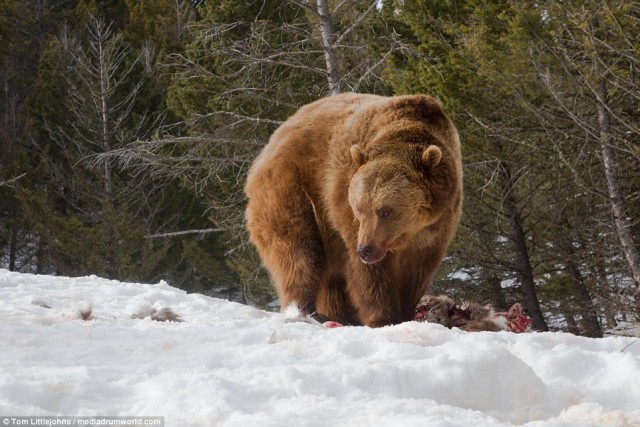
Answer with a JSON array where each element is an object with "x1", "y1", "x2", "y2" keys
[{"x1": 1, "y1": 0, "x2": 639, "y2": 337}]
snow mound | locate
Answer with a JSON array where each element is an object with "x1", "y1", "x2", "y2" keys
[{"x1": 0, "y1": 269, "x2": 639, "y2": 427}]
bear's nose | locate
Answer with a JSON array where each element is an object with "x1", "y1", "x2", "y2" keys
[
  {"x1": 357, "y1": 245, "x2": 372, "y2": 261},
  {"x1": 357, "y1": 245, "x2": 385, "y2": 264}
]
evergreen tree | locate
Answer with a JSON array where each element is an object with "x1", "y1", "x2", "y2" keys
[
  {"x1": 25, "y1": 12, "x2": 170, "y2": 281},
  {"x1": 532, "y1": 0, "x2": 640, "y2": 312},
  {"x1": 0, "y1": 0, "x2": 70, "y2": 272}
]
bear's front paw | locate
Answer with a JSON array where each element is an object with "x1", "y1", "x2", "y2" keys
[
  {"x1": 363, "y1": 314, "x2": 398, "y2": 328},
  {"x1": 365, "y1": 320, "x2": 390, "y2": 328}
]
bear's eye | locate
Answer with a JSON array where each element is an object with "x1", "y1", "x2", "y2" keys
[{"x1": 377, "y1": 208, "x2": 393, "y2": 219}]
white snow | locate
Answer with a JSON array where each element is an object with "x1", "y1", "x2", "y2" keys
[{"x1": 1, "y1": 268, "x2": 639, "y2": 427}]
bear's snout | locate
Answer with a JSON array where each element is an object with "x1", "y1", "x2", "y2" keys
[{"x1": 356, "y1": 244, "x2": 387, "y2": 264}]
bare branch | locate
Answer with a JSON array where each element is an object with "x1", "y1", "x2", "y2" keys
[
  {"x1": 145, "y1": 228, "x2": 226, "y2": 239},
  {"x1": 192, "y1": 111, "x2": 283, "y2": 126},
  {"x1": 0, "y1": 173, "x2": 27, "y2": 188},
  {"x1": 286, "y1": 0, "x2": 317, "y2": 15},
  {"x1": 335, "y1": 1, "x2": 378, "y2": 46}
]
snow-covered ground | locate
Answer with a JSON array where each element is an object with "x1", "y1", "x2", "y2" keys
[{"x1": 1, "y1": 269, "x2": 639, "y2": 427}]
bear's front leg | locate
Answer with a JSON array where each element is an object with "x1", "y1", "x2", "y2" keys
[
  {"x1": 245, "y1": 180, "x2": 326, "y2": 316},
  {"x1": 344, "y1": 255, "x2": 403, "y2": 327}
]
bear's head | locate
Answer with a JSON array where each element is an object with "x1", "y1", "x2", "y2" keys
[{"x1": 348, "y1": 144, "x2": 447, "y2": 264}]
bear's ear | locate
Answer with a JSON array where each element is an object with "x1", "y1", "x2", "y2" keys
[
  {"x1": 350, "y1": 145, "x2": 367, "y2": 166},
  {"x1": 421, "y1": 145, "x2": 442, "y2": 169}
]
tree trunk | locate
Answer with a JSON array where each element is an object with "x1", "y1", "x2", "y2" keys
[
  {"x1": 36, "y1": 234, "x2": 46, "y2": 274},
  {"x1": 97, "y1": 24, "x2": 113, "y2": 198},
  {"x1": 499, "y1": 162, "x2": 548, "y2": 331},
  {"x1": 565, "y1": 257, "x2": 602, "y2": 337},
  {"x1": 562, "y1": 307, "x2": 580, "y2": 335},
  {"x1": 595, "y1": 78, "x2": 640, "y2": 295},
  {"x1": 485, "y1": 273, "x2": 508, "y2": 311},
  {"x1": 9, "y1": 220, "x2": 18, "y2": 271},
  {"x1": 316, "y1": 0, "x2": 341, "y2": 95},
  {"x1": 594, "y1": 262, "x2": 618, "y2": 329}
]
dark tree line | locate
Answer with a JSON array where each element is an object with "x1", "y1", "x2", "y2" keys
[{"x1": 1, "y1": 0, "x2": 638, "y2": 335}]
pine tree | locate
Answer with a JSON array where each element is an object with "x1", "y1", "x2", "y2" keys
[
  {"x1": 26, "y1": 12, "x2": 172, "y2": 280},
  {"x1": 0, "y1": 0, "x2": 68, "y2": 272}
]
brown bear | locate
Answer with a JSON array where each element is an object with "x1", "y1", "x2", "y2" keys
[{"x1": 244, "y1": 93, "x2": 462, "y2": 327}]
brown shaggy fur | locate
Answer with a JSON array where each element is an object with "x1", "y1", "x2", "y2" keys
[{"x1": 244, "y1": 93, "x2": 462, "y2": 327}]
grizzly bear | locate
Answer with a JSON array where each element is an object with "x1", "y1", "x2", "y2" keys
[{"x1": 244, "y1": 93, "x2": 462, "y2": 327}]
